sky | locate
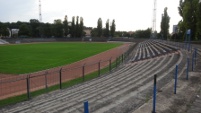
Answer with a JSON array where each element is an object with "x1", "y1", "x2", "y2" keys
[{"x1": 0, "y1": 0, "x2": 182, "y2": 32}]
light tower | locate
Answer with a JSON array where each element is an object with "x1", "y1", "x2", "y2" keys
[
  {"x1": 39, "y1": 0, "x2": 42, "y2": 22},
  {"x1": 151, "y1": 0, "x2": 157, "y2": 38}
]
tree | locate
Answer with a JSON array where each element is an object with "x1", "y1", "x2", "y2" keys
[
  {"x1": 160, "y1": 7, "x2": 170, "y2": 40},
  {"x1": 18, "y1": 23, "x2": 31, "y2": 36},
  {"x1": 133, "y1": 28, "x2": 151, "y2": 38},
  {"x1": 91, "y1": 28, "x2": 98, "y2": 37},
  {"x1": 63, "y1": 15, "x2": 68, "y2": 37},
  {"x1": 177, "y1": 20, "x2": 186, "y2": 40},
  {"x1": 196, "y1": 1, "x2": 201, "y2": 39},
  {"x1": 97, "y1": 18, "x2": 102, "y2": 37},
  {"x1": 75, "y1": 16, "x2": 79, "y2": 37},
  {"x1": 183, "y1": 0, "x2": 195, "y2": 39},
  {"x1": 69, "y1": 16, "x2": 75, "y2": 37},
  {"x1": 178, "y1": 0, "x2": 200, "y2": 40},
  {"x1": 52, "y1": 19, "x2": 63, "y2": 37},
  {"x1": 104, "y1": 19, "x2": 110, "y2": 37},
  {"x1": 29, "y1": 19, "x2": 40, "y2": 37},
  {"x1": 9, "y1": 22, "x2": 19, "y2": 30},
  {"x1": 79, "y1": 17, "x2": 84, "y2": 37},
  {"x1": 0, "y1": 22, "x2": 9, "y2": 37},
  {"x1": 41, "y1": 23, "x2": 52, "y2": 38},
  {"x1": 110, "y1": 19, "x2": 116, "y2": 37},
  {"x1": 178, "y1": 0, "x2": 184, "y2": 18}
]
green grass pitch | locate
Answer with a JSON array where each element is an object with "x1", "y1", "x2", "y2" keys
[{"x1": 0, "y1": 42, "x2": 122, "y2": 74}]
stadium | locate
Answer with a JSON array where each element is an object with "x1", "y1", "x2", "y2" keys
[{"x1": 0, "y1": 37, "x2": 201, "y2": 113}]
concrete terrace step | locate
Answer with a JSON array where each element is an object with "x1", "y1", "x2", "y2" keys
[
  {"x1": 37, "y1": 56, "x2": 169, "y2": 113},
  {"x1": 131, "y1": 40, "x2": 177, "y2": 62},
  {"x1": 132, "y1": 51, "x2": 188, "y2": 113},
  {"x1": 90, "y1": 54, "x2": 179, "y2": 113},
  {"x1": 0, "y1": 39, "x2": 9, "y2": 44},
  {"x1": 0, "y1": 50, "x2": 184, "y2": 113}
]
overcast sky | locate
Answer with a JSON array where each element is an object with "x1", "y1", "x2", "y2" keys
[{"x1": 0, "y1": 0, "x2": 182, "y2": 32}]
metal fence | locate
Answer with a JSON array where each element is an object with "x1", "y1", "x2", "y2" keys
[{"x1": 0, "y1": 45, "x2": 133, "y2": 101}]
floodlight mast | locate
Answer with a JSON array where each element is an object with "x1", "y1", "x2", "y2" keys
[
  {"x1": 151, "y1": 0, "x2": 157, "y2": 38},
  {"x1": 39, "y1": 0, "x2": 42, "y2": 22}
]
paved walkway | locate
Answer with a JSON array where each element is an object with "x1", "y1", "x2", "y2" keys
[
  {"x1": 187, "y1": 47, "x2": 201, "y2": 113},
  {"x1": 187, "y1": 89, "x2": 201, "y2": 113}
]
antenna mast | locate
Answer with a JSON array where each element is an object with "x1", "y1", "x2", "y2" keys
[
  {"x1": 151, "y1": 0, "x2": 157, "y2": 38},
  {"x1": 39, "y1": 0, "x2": 42, "y2": 22}
]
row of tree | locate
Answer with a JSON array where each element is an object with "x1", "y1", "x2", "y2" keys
[
  {"x1": 1, "y1": 15, "x2": 153, "y2": 39},
  {"x1": 67, "y1": 16, "x2": 84, "y2": 38},
  {"x1": 149, "y1": 0, "x2": 201, "y2": 41},
  {"x1": 133, "y1": 28, "x2": 152, "y2": 38},
  {"x1": 0, "y1": 16, "x2": 118, "y2": 38},
  {"x1": 157, "y1": 1, "x2": 201, "y2": 41},
  {"x1": 105, "y1": 28, "x2": 151, "y2": 38},
  {"x1": 0, "y1": 15, "x2": 84, "y2": 38},
  {"x1": 91, "y1": 18, "x2": 116, "y2": 37},
  {"x1": 178, "y1": 0, "x2": 201, "y2": 40}
]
